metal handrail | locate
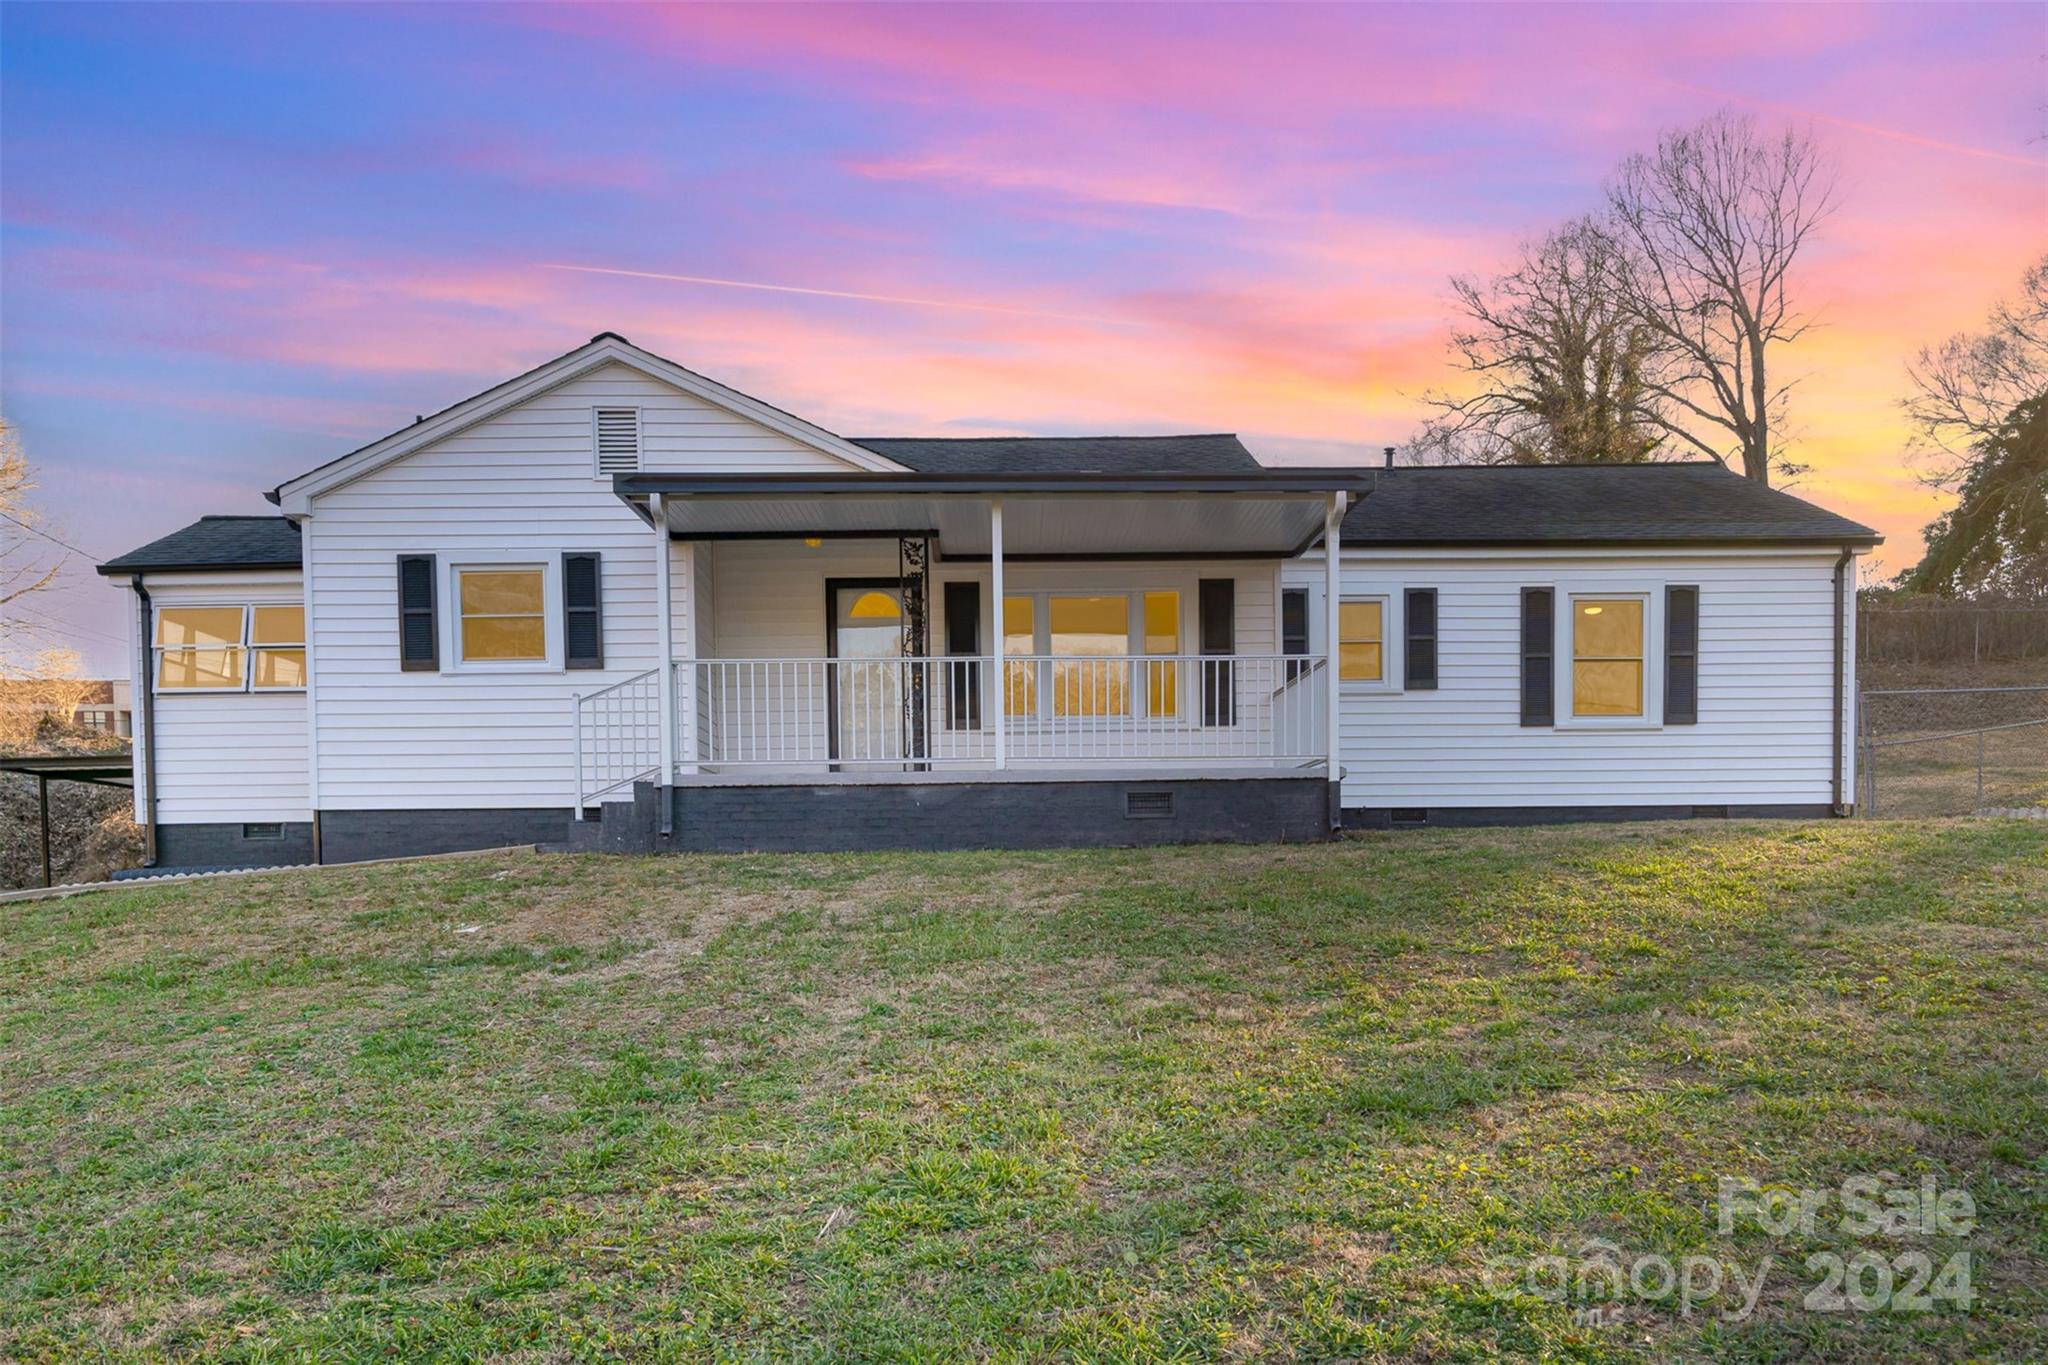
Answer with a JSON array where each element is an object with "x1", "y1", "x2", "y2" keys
[
  {"x1": 572, "y1": 668, "x2": 664, "y2": 815},
  {"x1": 577, "y1": 666, "x2": 660, "y2": 702}
]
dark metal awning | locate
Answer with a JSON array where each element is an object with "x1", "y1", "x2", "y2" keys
[
  {"x1": 614, "y1": 470, "x2": 1375, "y2": 558},
  {"x1": 0, "y1": 751, "x2": 134, "y2": 891}
]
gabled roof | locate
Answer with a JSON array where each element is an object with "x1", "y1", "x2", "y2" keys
[
  {"x1": 97, "y1": 516, "x2": 303, "y2": 575},
  {"x1": 269, "y1": 332, "x2": 905, "y2": 514},
  {"x1": 1343, "y1": 461, "x2": 1881, "y2": 547},
  {"x1": 850, "y1": 434, "x2": 1260, "y2": 475}
]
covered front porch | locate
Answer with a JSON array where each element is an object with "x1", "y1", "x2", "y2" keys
[{"x1": 574, "y1": 469, "x2": 1368, "y2": 833}]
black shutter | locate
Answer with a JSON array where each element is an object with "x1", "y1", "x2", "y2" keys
[
  {"x1": 398, "y1": 554, "x2": 437, "y2": 672},
  {"x1": 1520, "y1": 587, "x2": 1553, "y2": 726},
  {"x1": 563, "y1": 553, "x2": 603, "y2": 670},
  {"x1": 1665, "y1": 585, "x2": 1699, "y2": 724},
  {"x1": 1199, "y1": 578, "x2": 1235, "y2": 726},
  {"x1": 1281, "y1": 589, "x2": 1309, "y2": 656},
  {"x1": 1404, "y1": 588, "x2": 1438, "y2": 690},
  {"x1": 944, "y1": 581, "x2": 981, "y2": 730},
  {"x1": 1281, "y1": 588, "x2": 1309, "y2": 683}
]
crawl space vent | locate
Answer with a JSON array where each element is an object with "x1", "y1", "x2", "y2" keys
[{"x1": 1125, "y1": 790, "x2": 1174, "y2": 819}]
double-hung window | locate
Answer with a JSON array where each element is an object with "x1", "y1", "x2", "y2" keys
[
  {"x1": 457, "y1": 567, "x2": 546, "y2": 662},
  {"x1": 1570, "y1": 597, "x2": 1645, "y2": 717},
  {"x1": 156, "y1": 604, "x2": 305, "y2": 692},
  {"x1": 1338, "y1": 599, "x2": 1385, "y2": 682},
  {"x1": 1048, "y1": 595, "x2": 1129, "y2": 716}
]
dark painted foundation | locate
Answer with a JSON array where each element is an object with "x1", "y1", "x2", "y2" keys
[
  {"x1": 146, "y1": 794, "x2": 1836, "y2": 876},
  {"x1": 1344, "y1": 803, "x2": 1838, "y2": 831},
  {"x1": 145, "y1": 809, "x2": 569, "y2": 873},
  {"x1": 317, "y1": 807, "x2": 570, "y2": 864},
  {"x1": 574, "y1": 776, "x2": 1333, "y2": 854},
  {"x1": 149, "y1": 821, "x2": 316, "y2": 872}
]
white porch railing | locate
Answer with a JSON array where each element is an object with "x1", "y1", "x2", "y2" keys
[
  {"x1": 684, "y1": 654, "x2": 1327, "y2": 771},
  {"x1": 572, "y1": 667, "x2": 663, "y2": 812}
]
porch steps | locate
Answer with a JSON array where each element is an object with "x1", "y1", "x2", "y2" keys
[{"x1": 555, "y1": 796, "x2": 642, "y2": 854}]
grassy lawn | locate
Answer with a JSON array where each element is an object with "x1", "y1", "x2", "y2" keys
[{"x1": 2, "y1": 822, "x2": 2045, "y2": 1361}]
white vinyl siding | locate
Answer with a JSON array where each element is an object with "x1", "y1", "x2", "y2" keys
[
  {"x1": 305, "y1": 364, "x2": 859, "y2": 811},
  {"x1": 135, "y1": 571, "x2": 311, "y2": 823},
  {"x1": 1285, "y1": 548, "x2": 1857, "y2": 809}
]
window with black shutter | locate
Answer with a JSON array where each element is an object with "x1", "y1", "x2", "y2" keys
[
  {"x1": 1404, "y1": 588, "x2": 1438, "y2": 690},
  {"x1": 397, "y1": 554, "x2": 437, "y2": 671},
  {"x1": 1520, "y1": 587, "x2": 1553, "y2": 726},
  {"x1": 1665, "y1": 585, "x2": 1699, "y2": 724},
  {"x1": 563, "y1": 553, "x2": 603, "y2": 670}
]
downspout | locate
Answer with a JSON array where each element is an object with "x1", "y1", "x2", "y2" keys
[
  {"x1": 1831, "y1": 546, "x2": 1852, "y2": 816},
  {"x1": 131, "y1": 574, "x2": 159, "y2": 866}
]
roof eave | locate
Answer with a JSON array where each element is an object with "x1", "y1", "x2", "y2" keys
[
  {"x1": 1344, "y1": 534, "x2": 1884, "y2": 550},
  {"x1": 271, "y1": 333, "x2": 908, "y2": 514},
  {"x1": 95, "y1": 559, "x2": 306, "y2": 577},
  {"x1": 615, "y1": 469, "x2": 1380, "y2": 497}
]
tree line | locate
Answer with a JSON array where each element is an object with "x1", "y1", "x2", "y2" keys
[{"x1": 1410, "y1": 112, "x2": 2044, "y2": 600}]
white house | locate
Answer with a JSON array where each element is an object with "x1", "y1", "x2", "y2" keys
[{"x1": 98, "y1": 334, "x2": 1879, "y2": 868}]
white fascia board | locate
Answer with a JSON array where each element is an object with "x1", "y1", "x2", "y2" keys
[
  {"x1": 618, "y1": 342, "x2": 907, "y2": 475},
  {"x1": 273, "y1": 337, "x2": 905, "y2": 515},
  {"x1": 1322, "y1": 544, "x2": 1851, "y2": 564}
]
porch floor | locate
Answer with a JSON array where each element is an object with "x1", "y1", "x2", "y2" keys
[{"x1": 664, "y1": 764, "x2": 1328, "y2": 788}]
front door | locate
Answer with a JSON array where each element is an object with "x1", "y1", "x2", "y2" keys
[{"x1": 827, "y1": 582, "x2": 905, "y2": 764}]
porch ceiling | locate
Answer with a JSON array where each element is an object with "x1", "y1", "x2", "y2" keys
[{"x1": 619, "y1": 470, "x2": 1374, "y2": 558}]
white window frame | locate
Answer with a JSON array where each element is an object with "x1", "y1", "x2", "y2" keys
[
  {"x1": 248, "y1": 602, "x2": 308, "y2": 692},
  {"x1": 1336, "y1": 592, "x2": 1399, "y2": 692},
  {"x1": 153, "y1": 602, "x2": 307, "y2": 695},
  {"x1": 998, "y1": 587, "x2": 1187, "y2": 724},
  {"x1": 443, "y1": 557, "x2": 561, "y2": 673},
  {"x1": 1555, "y1": 587, "x2": 1663, "y2": 730}
]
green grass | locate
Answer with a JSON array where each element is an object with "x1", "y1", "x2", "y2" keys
[{"x1": 2, "y1": 822, "x2": 2045, "y2": 1361}]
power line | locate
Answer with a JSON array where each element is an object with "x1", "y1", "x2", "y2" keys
[
  {"x1": 0, "y1": 509, "x2": 98, "y2": 561},
  {"x1": 11, "y1": 600, "x2": 130, "y2": 648}
]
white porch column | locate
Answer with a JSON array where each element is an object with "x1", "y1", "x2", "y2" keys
[
  {"x1": 653, "y1": 494, "x2": 677, "y2": 807},
  {"x1": 989, "y1": 497, "x2": 1006, "y2": 770},
  {"x1": 1324, "y1": 491, "x2": 1346, "y2": 827}
]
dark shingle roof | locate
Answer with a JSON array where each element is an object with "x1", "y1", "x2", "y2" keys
[
  {"x1": 97, "y1": 516, "x2": 302, "y2": 575},
  {"x1": 1343, "y1": 462, "x2": 1880, "y2": 546},
  {"x1": 851, "y1": 434, "x2": 1260, "y2": 475}
]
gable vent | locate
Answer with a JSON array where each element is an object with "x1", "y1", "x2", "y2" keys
[{"x1": 593, "y1": 408, "x2": 641, "y2": 474}]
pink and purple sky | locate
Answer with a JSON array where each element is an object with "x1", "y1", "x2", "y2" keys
[{"x1": 3, "y1": 2, "x2": 2043, "y2": 672}]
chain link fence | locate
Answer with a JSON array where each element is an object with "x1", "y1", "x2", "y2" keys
[{"x1": 1858, "y1": 685, "x2": 2048, "y2": 818}]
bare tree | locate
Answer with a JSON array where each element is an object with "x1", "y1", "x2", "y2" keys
[
  {"x1": 0, "y1": 418, "x2": 68, "y2": 656},
  {"x1": 1898, "y1": 257, "x2": 2048, "y2": 600},
  {"x1": 1413, "y1": 218, "x2": 1669, "y2": 465},
  {"x1": 0, "y1": 648, "x2": 99, "y2": 752},
  {"x1": 1904, "y1": 253, "x2": 2048, "y2": 472},
  {"x1": 1605, "y1": 113, "x2": 1836, "y2": 485}
]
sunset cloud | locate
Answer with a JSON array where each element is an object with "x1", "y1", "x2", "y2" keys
[{"x1": 3, "y1": 2, "x2": 2043, "y2": 667}]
